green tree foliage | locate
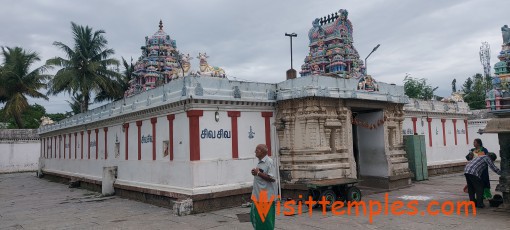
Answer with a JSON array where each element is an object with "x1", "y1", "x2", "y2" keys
[
  {"x1": 463, "y1": 77, "x2": 473, "y2": 94},
  {"x1": 46, "y1": 22, "x2": 121, "y2": 113},
  {"x1": 45, "y1": 113, "x2": 68, "y2": 122},
  {"x1": 403, "y1": 75, "x2": 438, "y2": 100},
  {"x1": 0, "y1": 104, "x2": 45, "y2": 129},
  {"x1": 462, "y1": 73, "x2": 490, "y2": 109},
  {"x1": 66, "y1": 93, "x2": 84, "y2": 115},
  {"x1": 0, "y1": 104, "x2": 72, "y2": 129},
  {"x1": 0, "y1": 47, "x2": 50, "y2": 128},
  {"x1": 94, "y1": 57, "x2": 134, "y2": 102}
]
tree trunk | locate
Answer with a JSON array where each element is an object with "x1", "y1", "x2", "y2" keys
[
  {"x1": 14, "y1": 115, "x2": 24, "y2": 129},
  {"x1": 81, "y1": 92, "x2": 90, "y2": 113}
]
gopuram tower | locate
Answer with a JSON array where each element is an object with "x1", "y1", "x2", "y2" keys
[{"x1": 277, "y1": 9, "x2": 412, "y2": 189}]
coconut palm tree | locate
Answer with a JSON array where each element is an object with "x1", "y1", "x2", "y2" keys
[
  {"x1": 0, "y1": 47, "x2": 49, "y2": 128},
  {"x1": 46, "y1": 22, "x2": 120, "y2": 113},
  {"x1": 95, "y1": 57, "x2": 134, "y2": 102},
  {"x1": 66, "y1": 93, "x2": 84, "y2": 115}
]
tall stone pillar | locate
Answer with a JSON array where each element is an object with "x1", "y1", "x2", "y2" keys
[{"x1": 483, "y1": 115, "x2": 510, "y2": 210}]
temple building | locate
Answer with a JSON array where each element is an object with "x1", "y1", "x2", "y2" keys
[{"x1": 38, "y1": 10, "x2": 413, "y2": 214}]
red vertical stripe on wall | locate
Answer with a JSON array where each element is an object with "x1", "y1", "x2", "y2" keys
[
  {"x1": 43, "y1": 138, "x2": 46, "y2": 158},
  {"x1": 187, "y1": 110, "x2": 203, "y2": 161},
  {"x1": 87, "y1": 130, "x2": 91, "y2": 159},
  {"x1": 74, "y1": 133, "x2": 77, "y2": 159},
  {"x1": 452, "y1": 119, "x2": 457, "y2": 145},
  {"x1": 464, "y1": 119, "x2": 469, "y2": 144},
  {"x1": 441, "y1": 119, "x2": 446, "y2": 146},
  {"x1": 427, "y1": 118, "x2": 433, "y2": 147},
  {"x1": 136, "y1": 121, "x2": 143, "y2": 160},
  {"x1": 63, "y1": 134, "x2": 66, "y2": 159},
  {"x1": 123, "y1": 123, "x2": 129, "y2": 160},
  {"x1": 59, "y1": 135, "x2": 62, "y2": 159},
  {"x1": 411, "y1": 117, "x2": 417, "y2": 134},
  {"x1": 261, "y1": 112, "x2": 273, "y2": 156},
  {"x1": 54, "y1": 136, "x2": 56, "y2": 158},
  {"x1": 68, "y1": 133, "x2": 71, "y2": 159},
  {"x1": 95, "y1": 129, "x2": 99, "y2": 160},
  {"x1": 151, "y1": 118, "x2": 157, "y2": 161},
  {"x1": 167, "y1": 115, "x2": 175, "y2": 161},
  {"x1": 228, "y1": 111, "x2": 241, "y2": 159},
  {"x1": 80, "y1": 131, "x2": 84, "y2": 159},
  {"x1": 104, "y1": 127, "x2": 108, "y2": 160}
]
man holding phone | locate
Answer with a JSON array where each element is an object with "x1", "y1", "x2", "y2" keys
[{"x1": 250, "y1": 144, "x2": 277, "y2": 229}]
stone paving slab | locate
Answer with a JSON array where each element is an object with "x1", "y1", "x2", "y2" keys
[{"x1": 1, "y1": 172, "x2": 509, "y2": 229}]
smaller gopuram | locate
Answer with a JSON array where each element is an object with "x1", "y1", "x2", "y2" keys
[
  {"x1": 125, "y1": 21, "x2": 226, "y2": 97},
  {"x1": 278, "y1": 9, "x2": 412, "y2": 189},
  {"x1": 299, "y1": 9, "x2": 365, "y2": 78},
  {"x1": 125, "y1": 20, "x2": 181, "y2": 97}
]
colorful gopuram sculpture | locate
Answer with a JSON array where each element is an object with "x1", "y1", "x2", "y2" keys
[
  {"x1": 125, "y1": 21, "x2": 227, "y2": 97},
  {"x1": 486, "y1": 25, "x2": 510, "y2": 110},
  {"x1": 125, "y1": 20, "x2": 181, "y2": 97},
  {"x1": 300, "y1": 9, "x2": 365, "y2": 78}
]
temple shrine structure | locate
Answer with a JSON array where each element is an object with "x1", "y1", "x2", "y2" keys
[
  {"x1": 38, "y1": 10, "x2": 413, "y2": 214},
  {"x1": 483, "y1": 25, "x2": 510, "y2": 210}
]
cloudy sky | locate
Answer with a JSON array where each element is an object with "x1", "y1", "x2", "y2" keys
[{"x1": 1, "y1": 0, "x2": 508, "y2": 113}]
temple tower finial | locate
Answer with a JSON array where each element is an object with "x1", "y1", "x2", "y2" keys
[{"x1": 159, "y1": 20, "x2": 163, "y2": 30}]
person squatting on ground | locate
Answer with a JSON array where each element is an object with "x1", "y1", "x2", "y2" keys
[
  {"x1": 466, "y1": 138, "x2": 492, "y2": 199},
  {"x1": 250, "y1": 144, "x2": 277, "y2": 230},
  {"x1": 464, "y1": 152, "x2": 501, "y2": 208}
]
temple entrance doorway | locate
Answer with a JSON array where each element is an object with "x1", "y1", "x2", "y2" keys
[{"x1": 351, "y1": 108, "x2": 388, "y2": 182}]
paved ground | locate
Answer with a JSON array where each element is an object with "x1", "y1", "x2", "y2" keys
[{"x1": 1, "y1": 172, "x2": 509, "y2": 230}]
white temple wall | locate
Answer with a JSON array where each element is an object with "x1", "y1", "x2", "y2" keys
[
  {"x1": 40, "y1": 109, "x2": 275, "y2": 194},
  {"x1": 403, "y1": 116, "x2": 501, "y2": 166},
  {"x1": 402, "y1": 117, "x2": 471, "y2": 166},
  {"x1": 403, "y1": 99, "x2": 472, "y2": 167},
  {"x1": 237, "y1": 112, "x2": 270, "y2": 158},
  {"x1": 173, "y1": 112, "x2": 190, "y2": 161},
  {"x1": 0, "y1": 141, "x2": 40, "y2": 173},
  {"x1": 200, "y1": 111, "x2": 233, "y2": 160},
  {"x1": 40, "y1": 114, "x2": 196, "y2": 193}
]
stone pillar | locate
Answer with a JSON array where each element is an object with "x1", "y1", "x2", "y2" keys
[
  {"x1": 411, "y1": 117, "x2": 417, "y2": 134},
  {"x1": 497, "y1": 133, "x2": 510, "y2": 209},
  {"x1": 484, "y1": 116, "x2": 510, "y2": 210},
  {"x1": 452, "y1": 119, "x2": 457, "y2": 145},
  {"x1": 102, "y1": 166, "x2": 117, "y2": 196}
]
